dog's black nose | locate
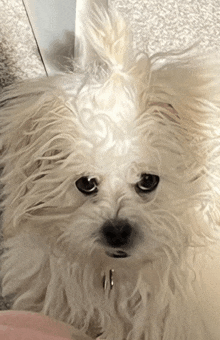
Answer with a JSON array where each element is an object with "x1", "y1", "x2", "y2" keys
[{"x1": 101, "y1": 219, "x2": 133, "y2": 248}]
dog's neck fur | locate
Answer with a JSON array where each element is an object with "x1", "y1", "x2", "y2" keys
[{"x1": 2, "y1": 231, "x2": 214, "y2": 340}]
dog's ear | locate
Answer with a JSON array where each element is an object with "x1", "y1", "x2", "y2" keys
[
  {"x1": 150, "y1": 54, "x2": 220, "y2": 126},
  {"x1": 149, "y1": 54, "x2": 220, "y2": 226},
  {"x1": 0, "y1": 80, "x2": 80, "y2": 235},
  {"x1": 0, "y1": 79, "x2": 78, "y2": 186},
  {"x1": 0, "y1": 82, "x2": 52, "y2": 159}
]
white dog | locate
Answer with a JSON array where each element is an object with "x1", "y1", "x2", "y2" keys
[{"x1": 1, "y1": 6, "x2": 220, "y2": 340}]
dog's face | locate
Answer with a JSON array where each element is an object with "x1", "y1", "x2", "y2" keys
[
  {"x1": 21, "y1": 78, "x2": 193, "y2": 269},
  {"x1": 1, "y1": 69, "x2": 204, "y2": 285},
  {"x1": 0, "y1": 72, "x2": 197, "y2": 273}
]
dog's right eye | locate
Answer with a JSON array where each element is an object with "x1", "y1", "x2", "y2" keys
[{"x1": 75, "y1": 176, "x2": 98, "y2": 195}]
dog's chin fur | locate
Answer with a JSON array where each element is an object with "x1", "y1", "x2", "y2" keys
[{"x1": 1, "y1": 6, "x2": 220, "y2": 340}]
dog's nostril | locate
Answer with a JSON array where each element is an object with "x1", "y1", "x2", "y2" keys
[{"x1": 101, "y1": 219, "x2": 133, "y2": 248}]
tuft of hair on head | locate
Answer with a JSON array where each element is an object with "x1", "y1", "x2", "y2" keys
[
  {"x1": 76, "y1": 2, "x2": 150, "y2": 88},
  {"x1": 84, "y1": 5, "x2": 131, "y2": 69}
]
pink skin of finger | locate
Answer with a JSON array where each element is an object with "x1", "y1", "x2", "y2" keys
[{"x1": 0, "y1": 311, "x2": 74, "y2": 340}]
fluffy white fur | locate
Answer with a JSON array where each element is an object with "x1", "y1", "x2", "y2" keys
[{"x1": 1, "y1": 6, "x2": 220, "y2": 340}]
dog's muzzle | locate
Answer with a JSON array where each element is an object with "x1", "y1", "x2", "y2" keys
[{"x1": 100, "y1": 218, "x2": 134, "y2": 258}]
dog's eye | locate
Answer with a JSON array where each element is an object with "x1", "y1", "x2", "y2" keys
[
  {"x1": 136, "y1": 174, "x2": 159, "y2": 193},
  {"x1": 75, "y1": 176, "x2": 98, "y2": 195}
]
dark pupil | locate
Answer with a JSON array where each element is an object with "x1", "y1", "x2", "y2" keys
[
  {"x1": 76, "y1": 176, "x2": 97, "y2": 195},
  {"x1": 81, "y1": 177, "x2": 95, "y2": 191},
  {"x1": 141, "y1": 175, "x2": 154, "y2": 187}
]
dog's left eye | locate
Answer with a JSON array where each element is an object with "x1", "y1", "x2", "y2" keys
[
  {"x1": 75, "y1": 176, "x2": 98, "y2": 195},
  {"x1": 136, "y1": 173, "x2": 160, "y2": 194}
]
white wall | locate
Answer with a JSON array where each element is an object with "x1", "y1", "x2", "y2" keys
[{"x1": 23, "y1": 0, "x2": 77, "y2": 75}]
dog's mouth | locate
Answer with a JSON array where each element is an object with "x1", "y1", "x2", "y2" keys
[{"x1": 106, "y1": 250, "x2": 129, "y2": 258}]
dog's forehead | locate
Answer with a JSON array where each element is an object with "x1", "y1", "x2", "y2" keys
[
  {"x1": 77, "y1": 77, "x2": 138, "y2": 123},
  {"x1": 75, "y1": 79, "x2": 138, "y2": 148},
  {"x1": 76, "y1": 115, "x2": 161, "y2": 177},
  {"x1": 72, "y1": 75, "x2": 176, "y2": 176}
]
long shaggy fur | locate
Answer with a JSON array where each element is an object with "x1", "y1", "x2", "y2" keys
[{"x1": 1, "y1": 6, "x2": 220, "y2": 340}]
